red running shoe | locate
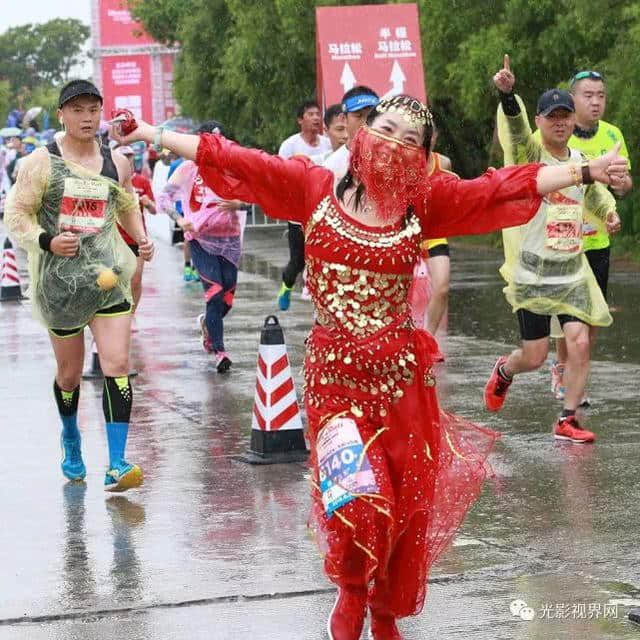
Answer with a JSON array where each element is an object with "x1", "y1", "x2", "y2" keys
[
  {"x1": 369, "y1": 614, "x2": 403, "y2": 639},
  {"x1": 484, "y1": 356, "x2": 512, "y2": 412},
  {"x1": 553, "y1": 416, "x2": 596, "y2": 443},
  {"x1": 327, "y1": 587, "x2": 367, "y2": 640}
]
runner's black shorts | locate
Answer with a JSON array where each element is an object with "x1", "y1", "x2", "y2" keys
[
  {"x1": 428, "y1": 243, "x2": 450, "y2": 258},
  {"x1": 49, "y1": 301, "x2": 132, "y2": 338},
  {"x1": 516, "y1": 308, "x2": 585, "y2": 341}
]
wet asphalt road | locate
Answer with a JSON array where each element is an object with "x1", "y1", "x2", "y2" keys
[{"x1": 0, "y1": 220, "x2": 638, "y2": 639}]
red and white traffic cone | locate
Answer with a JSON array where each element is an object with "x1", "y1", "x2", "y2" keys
[
  {"x1": 0, "y1": 237, "x2": 23, "y2": 302},
  {"x1": 82, "y1": 339, "x2": 102, "y2": 379},
  {"x1": 237, "y1": 315, "x2": 308, "y2": 464}
]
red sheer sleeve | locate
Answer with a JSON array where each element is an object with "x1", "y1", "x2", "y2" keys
[
  {"x1": 420, "y1": 164, "x2": 544, "y2": 238},
  {"x1": 195, "y1": 134, "x2": 332, "y2": 225}
]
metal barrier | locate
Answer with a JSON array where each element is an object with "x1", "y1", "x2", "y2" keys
[{"x1": 245, "y1": 204, "x2": 286, "y2": 227}]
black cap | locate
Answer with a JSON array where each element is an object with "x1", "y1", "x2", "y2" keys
[
  {"x1": 58, "y1": 80, "x2": 103, "y2": 108},
  {"x1": 536, "y1": 89, "x2": 574, "y2": 116}
]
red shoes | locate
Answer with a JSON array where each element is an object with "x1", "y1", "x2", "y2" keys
[
  {"x1": 327, "y1": 587, "x2": 368, "y2": 640},
  {"x1": 484, "y1": 356, "x2": 512, "y2": 412},
  {"x1": 367, "y1": 584, "x2": 403, "y2": 640},
  {"x1": 369, "y1": 613, "x2": 403, "y2": 639},
  {"x1": 553, "y1": 415, "x2": 595, "y2": 443},
  {"x1": 327, "y1": 584, "x2": 404, "y2": 639}
]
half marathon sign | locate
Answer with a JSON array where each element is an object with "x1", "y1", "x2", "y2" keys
[
  {"x1": 91, "y1": 0, "x2": 177, "y2": 123},
  {"x1": 315, "y1": 3, "x2": 427, "y2": 109}
]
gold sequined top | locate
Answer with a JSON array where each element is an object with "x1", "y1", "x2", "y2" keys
[{"x1": 303, "y1": 194, "x2": 430, "y2": 416}]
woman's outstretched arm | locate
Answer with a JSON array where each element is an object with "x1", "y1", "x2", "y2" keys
[{"x1": 115, "y1": 120, "x2": 330, "y2": 225}]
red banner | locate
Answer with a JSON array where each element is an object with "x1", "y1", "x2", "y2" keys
[
  {"x1": 316, "y1": 3, "x2": 426, "y2": 108},
  {"x1": 161, "y1": 54, "x2": 177, "y2": 119},
  {"x1": 101, "y1": 55, "x2": 153, "y2": 122},
  {"x1": 98, "y1": 0, "x2": 155, "y2": 47}
]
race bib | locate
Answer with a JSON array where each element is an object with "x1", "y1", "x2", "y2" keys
[
  {"x1": 317, "y1": 416, "x2": 379, "y2": 517},
  {"x1": 545, "y1": 203, "x2": 582, "y2": 253},
  {"x1": 59, "y1": 177, "x2": 109, "y2": 234}
]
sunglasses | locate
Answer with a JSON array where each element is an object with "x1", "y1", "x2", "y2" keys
[{"x1": 570, "y1": 71, "x2": 604, "y2": 86}]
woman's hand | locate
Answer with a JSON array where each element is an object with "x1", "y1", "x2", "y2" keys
[
  {"x1": 112, "y1": 119, "x2": 157, "y2": 146},
  {"x1": 589, "y1": 143, "x2": 629, "y2": 185},
  {"x1": 138, "y1": 236, "x2": 155, "y2": 262}
]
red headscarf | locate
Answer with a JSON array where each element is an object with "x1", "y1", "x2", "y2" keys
[{"x1": 350, "y1": 126, "x2": 429, "y2": 222}]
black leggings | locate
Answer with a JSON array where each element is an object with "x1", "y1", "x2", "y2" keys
[
  {"x1": 585, "y1": 247, "x2": 610, "y2": 300},
  {"x1": 282, "y1": 222, "x2": 305, "y2": 288}
]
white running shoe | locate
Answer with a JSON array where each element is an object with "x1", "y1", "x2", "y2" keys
[
  {"x1": 197, "y1": 314, "x2": 214, "y2": 353},
  {"x1": 551, "y1": 360, "x2": 565, "y2": 400}
]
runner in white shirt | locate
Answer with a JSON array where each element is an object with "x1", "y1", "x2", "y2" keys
[
  {"x1": 276, "y1": 100, "x2": 331, "y2": 310},
  {"x1": 310, "y1": 104, "x2": 348, "y2": 166}
]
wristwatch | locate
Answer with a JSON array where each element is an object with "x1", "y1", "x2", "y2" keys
[{"x1": 581, "y1": 162, "x2": 594, "y2": 185}]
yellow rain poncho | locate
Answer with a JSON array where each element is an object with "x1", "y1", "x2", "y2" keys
[
  {"x1": 4, "y1": 147, "x2": 138, "y2": 330},
  {"x1": 497, "y1": 96, "x2": 614, "y2": 328}
]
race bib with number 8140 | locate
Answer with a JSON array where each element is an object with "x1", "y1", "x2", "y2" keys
[
  {"x1": 316, "y1": 416, "x2": 379, "y2": 517},
  {"x1": 59, "y1": 177, "x2": 109, "y2": 234}
]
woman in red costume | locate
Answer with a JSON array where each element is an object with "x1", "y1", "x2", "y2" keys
[{"x1": 115, "y1": 96, "x2": 626, "y2": 640}]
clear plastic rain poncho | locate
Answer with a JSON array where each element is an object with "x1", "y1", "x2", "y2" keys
[
  {"x1": 157, "y1": 159, "x2": 246, "y2": 267},
  {"x1": 4, "y1": 148, "x2": 138, "y2": 330},
  {"x1": 497, "y1": 96, "x2": 614, "y2": 327}
]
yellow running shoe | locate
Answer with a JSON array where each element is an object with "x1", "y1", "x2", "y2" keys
[{"x1": 104, "y1": 461, "x2": 144, "y2": 492}]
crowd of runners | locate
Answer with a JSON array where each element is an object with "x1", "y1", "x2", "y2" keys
[{"x1": 0, "y1": 54, "x2": 632, "y2": 639}]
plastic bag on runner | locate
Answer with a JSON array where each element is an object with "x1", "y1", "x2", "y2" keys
[
  {"x1": 496, "y1": 96, "x2": 613, "y2": 328},
  {"x1": 4, "y1": 148, "x2": 138, "y2": 329},
  {"x1": 160, "y1": 159, "x2": 246, "y2": 267}
]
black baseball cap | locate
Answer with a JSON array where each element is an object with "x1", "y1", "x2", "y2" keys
[
  {"x1": 58, "y1": 80, "x2": 103, "y2": 108},
  {"x1": 536, "y1": 89, "x2": 574, "y2": 116}
]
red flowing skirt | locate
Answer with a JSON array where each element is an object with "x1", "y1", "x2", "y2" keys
[{"x1": 305, "y1": 325, "x2": 498, "y2": 618}]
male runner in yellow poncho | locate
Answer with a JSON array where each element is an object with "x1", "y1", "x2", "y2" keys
[
  {"x1": 483, "y1": 56, "x2": 623, "y2": 444},
  {"x1": 5, "y1": 80, "x2": 154, "y2": 491}
]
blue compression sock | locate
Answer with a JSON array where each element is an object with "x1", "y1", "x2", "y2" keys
[{"x1": 105, "y1": 422, "x2": 129, "y2": 466}]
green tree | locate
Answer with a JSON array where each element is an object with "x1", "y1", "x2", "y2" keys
[
  {"x1": 129, "y1": 0, "x2": 388, "y2": 150},
  {"x1": 0, "y1": 80, "x2": 10, "y2": 125},
  {"x1": 127, "y1": 0, "x2": 194, "y2": 45},
  {"x1": 0, "y1": 19, "x2": 90, "y2": 93},
  {"x1": 429, "y1": 0, "x2": 639, "y2": 237}
]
